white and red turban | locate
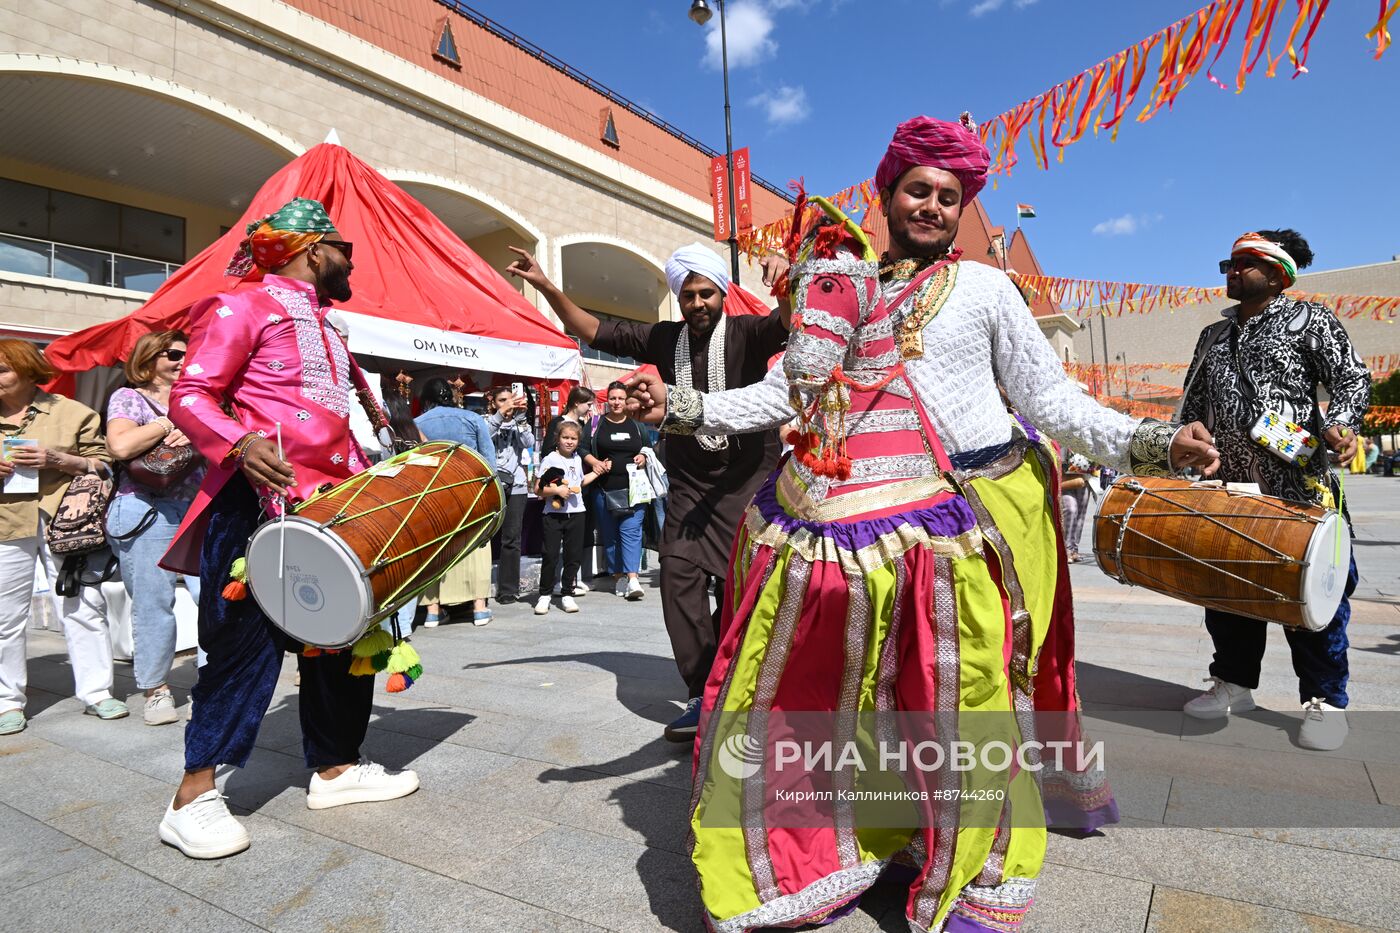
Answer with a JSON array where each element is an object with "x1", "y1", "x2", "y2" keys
[{"x1": 873, "y1": 113, "x2": 991, "y2": 206}]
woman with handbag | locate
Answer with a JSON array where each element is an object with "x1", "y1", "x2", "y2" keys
[
  {"x1": 592, "y1": 382, "x2": 649, "y2": 601},
  {"x1": 105, "y1": 330, "x2": 206, "y2": 726},
  {"x1": 0, "y1": 339, "x2": 120, "y2": 735}
]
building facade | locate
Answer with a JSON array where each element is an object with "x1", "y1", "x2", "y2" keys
[{"x1": 1, "y1": 0, "x2": 1071, "y2": 387}]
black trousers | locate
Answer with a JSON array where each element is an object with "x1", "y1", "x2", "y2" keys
[
  {"x1": 660, "y1": 556, "x2": 723, "y2": 699},
  {"x1": 494, "y1": 492, "x2": 527, "y2": 600},
  {"x1": 185, "y1": 474, "x2": 373, "y2": 771},
  {"x1": 539, "y1": 512, "x2": 584, "y2": 599}
]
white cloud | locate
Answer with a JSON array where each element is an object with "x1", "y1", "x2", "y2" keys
[
  {"x1": 1092, "y1": 212, "x2": 1162, "y2": 236},
  {"x1": 703, "y1": 2, "x2": 777, "y2": 70},
  {"x1": 970, "y1": 0, "x2": 1039, "y2": 16},
  {"x1": 750, "y1": 85, "x2": 810, "y2": 125}
]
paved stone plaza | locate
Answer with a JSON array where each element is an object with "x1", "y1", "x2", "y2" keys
[{"x1": 4, "y1": 475, "x2": 1398, "y2": 932}]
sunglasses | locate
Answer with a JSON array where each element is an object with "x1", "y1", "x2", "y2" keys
[
  {"x1": 320, "y1": 239, "x2": 354, "y2": 261},
  {"x1": 1218, "y1": 257, "x2": 1261, "y2": 274},
  {"x1": 159, "y1": 349, "x2": 187, "y2": 362}
]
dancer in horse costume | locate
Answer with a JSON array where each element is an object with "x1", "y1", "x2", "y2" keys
[{"x1": 650, "y1": 115, "x2": 1221, "y2": 933}]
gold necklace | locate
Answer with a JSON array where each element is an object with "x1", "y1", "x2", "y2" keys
[{"x1": 891, "y1": 262, "x2": 959, "y2": 360}]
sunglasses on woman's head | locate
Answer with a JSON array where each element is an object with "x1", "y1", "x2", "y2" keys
[{"x1": 159, "y1": 349, "x2": 186, "y2": 362}]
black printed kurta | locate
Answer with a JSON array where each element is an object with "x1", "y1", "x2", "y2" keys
[{"x1": 1180, "y1": 296, "x2": 1371, "y2": 506}]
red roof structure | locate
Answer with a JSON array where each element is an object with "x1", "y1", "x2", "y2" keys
[{"x1": 46, "y1": 142, "x2": 582, "y2": 382}]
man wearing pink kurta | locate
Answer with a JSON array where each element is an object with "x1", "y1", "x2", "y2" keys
[{"x1": 157, "y1": 199, "x2": 419, "y2": 860}]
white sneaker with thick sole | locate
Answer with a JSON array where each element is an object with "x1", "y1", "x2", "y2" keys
[
  {"x1": 560, "y1": 595, "x2": 579, "y2": 613},
  {"x1": 144, "y1": 689, "x2": 179, "y2": 726},
  {"x1": 159, "y1": 790, "x2": 250, "y2": 859},
  {"x1": 306, "y1": 760, "x2": 419, "y2": 810},
  {"x1": 534, "y1": 596, "x2": 551, "y2": 615},
  {"x1": 625, "y1": 578, "x2": 645, "y2": 601},
  {"x1": 1183, "y1": 676, "x2": 1256, "y2": 720},
  {"x1": 571, "y1": 582, "x2": 590, "y2": 596},
  {"x1": 1298, "y1": 698, "x2": 1348, "y2": 750}
]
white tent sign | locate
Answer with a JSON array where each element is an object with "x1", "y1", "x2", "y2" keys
[{"x1": 341, "y1": 311, "x2": 582, "y2": 381}]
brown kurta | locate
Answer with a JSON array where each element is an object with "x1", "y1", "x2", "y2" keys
[{"x1": 591, "y1": 311, "x2": 787, "y2": 576}]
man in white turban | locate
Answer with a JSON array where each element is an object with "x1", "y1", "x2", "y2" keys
[
  {"x1": 664, "y1": 242, "x2": 731, "y2": 299},
  {"x1": 506, "y1": 242, "x2": 787, "y2": 742}
]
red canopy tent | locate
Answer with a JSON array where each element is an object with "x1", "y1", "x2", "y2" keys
[
  {"x1": 45, "y1": 142, "x2": 582, "y2": 388},
  {"x1": 592, "y1": 283, "x2": 777, "y2": 403}
]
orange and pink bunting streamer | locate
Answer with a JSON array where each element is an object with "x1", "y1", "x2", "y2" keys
[
  {"x1": 740, "y1": 1, "x2": 1391, "y2": 259},
  {"x1": 1011, "y1": 272, "x2": 1400, "y2": 321}
]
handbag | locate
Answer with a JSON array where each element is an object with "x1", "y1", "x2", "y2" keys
[
  {"x1": 46, "y1": 469, "x2": 120, "y2": 596},
  {"x1": 603, "y1": 486, "x2": 633, "y2": 514},
  {"x1": 46, "y1": 470, "x2": 114, "y2": 557},
  {"x1": 124, "y1": 392, "x2": 198, "y2": 493}
]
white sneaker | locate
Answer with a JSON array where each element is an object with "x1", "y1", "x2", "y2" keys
[
  {"x1": 144, "y1": 688, "x2": 179, "y2": 726},
  {"x1": 560, "y1": 595, "x2": 579, "y2": 613},
  {"x1": 614, "y1": 577, "x2": 627, "y2": 597},
  {"x1": 1183, "y1": 676, "x2": 1256, "y2": 720},
  {"x1": 571, "y1": 582, "x2": 590, "y2": 596},
  {"x1": 306, "y1": 760, "x2": 419, "y2": 810},
  {"x1": 1299, "y1": 698, "x2": 1348, "y2": 751},
  {"x1": 159, "y1": 790, "x2": 250, "y2": 859},
  {"x1": 625, "y1": 578, "x2": 645, "y2": 601},
  {"x1": 534, "y1": 596, "x2": 552, "y2": 615}
]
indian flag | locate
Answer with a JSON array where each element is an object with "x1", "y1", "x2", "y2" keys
[{"x1": 1016, "y1": 203, "x2": 1037, "y2": 219}]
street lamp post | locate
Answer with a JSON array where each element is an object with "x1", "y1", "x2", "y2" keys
[
  {"x1": 689, "y1": 0, "x2": 741, "y2": 285},
  {"x1": 1116, "y1": 352, "x2": 1130, "y2": 398}
]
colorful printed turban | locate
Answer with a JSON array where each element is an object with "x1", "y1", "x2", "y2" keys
[
  {"x1": 665, "y1": 243, "x2": 730, "y2": 297},
  {"x1": 873, "y1": 113, "x2": 991, "y2": 207},
  {"x1": 1231, "y1": 232, "x2": 1298, "y2": 287},
  {"x1": 225, "y1": 198, "x2": 341, "y2": 277}
]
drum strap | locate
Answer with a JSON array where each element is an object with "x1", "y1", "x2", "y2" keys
[{"x1": 1175, "y1": 320, "x2": 1231, "y2": 420}]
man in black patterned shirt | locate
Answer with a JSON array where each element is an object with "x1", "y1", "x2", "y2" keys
[{"x1": 1178, "y1": 229, "x2": 1370, "y2": 750}]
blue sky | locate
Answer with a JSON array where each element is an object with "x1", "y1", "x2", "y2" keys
[{"x1": 462, "y1": 0, "x2": 1398, "y2": 287}]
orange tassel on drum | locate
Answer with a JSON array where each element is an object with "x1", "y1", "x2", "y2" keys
[{"x1": 222, "y1": 558, "x2": 249, "y2": 601}]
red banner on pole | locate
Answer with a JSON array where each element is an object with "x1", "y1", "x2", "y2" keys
[
  {"x1": 733, "y1": 147, "x2": 753, "y2": 233},
  {"x1": 709, "y1": 155, "x2": 730, "y2": 242}
]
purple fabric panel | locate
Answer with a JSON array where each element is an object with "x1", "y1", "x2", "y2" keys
[
  {"x1": 752, "y1": 472, "x2": 977, "y2": 550},
  {"x1": 1013, "y1": 413, "x2": 1041, "y2": 445},
  {"x1": 1044, "y1": 796, "x2": 1121, "y2": 835}
]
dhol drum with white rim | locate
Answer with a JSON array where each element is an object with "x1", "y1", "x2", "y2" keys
[
  {"x1": 1093, "y1": 476, "x2": 1350, "y2": 631},
  {"x1": 245, "y1": 441, "x2": 503, "y2": 647}
]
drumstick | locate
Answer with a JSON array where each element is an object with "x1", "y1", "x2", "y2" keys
[{"x1": 277, "y1": 423, "x2": 286, "y2": 578}]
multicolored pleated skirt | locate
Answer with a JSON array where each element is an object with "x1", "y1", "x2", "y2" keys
[{"x1": 689, "y1": 428, "x2": 1117, "y2": 933}]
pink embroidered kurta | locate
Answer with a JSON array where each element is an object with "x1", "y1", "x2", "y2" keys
[{"x1": 161, "y1": 274, "x2": 368, "y2": 574}]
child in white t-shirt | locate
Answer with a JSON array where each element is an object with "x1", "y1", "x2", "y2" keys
[{"x1": 534, "y1": 422, "x2": 603, "y2": 614}]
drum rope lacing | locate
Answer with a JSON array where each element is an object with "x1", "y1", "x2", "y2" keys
[
  {"x1": 295, "y1": 441, "x2": 505, "y2": 611},
  {"x1": 1105, "y1": 480, "x2": 1316, "y2": 606}
]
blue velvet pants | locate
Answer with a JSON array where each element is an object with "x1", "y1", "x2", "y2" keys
[
  {"x1": 1205, "y1": 554, "x2": 1356, "y2": 708},
  {"x1": 184, "y1": 474, "x2": 373, "y2": 771}
]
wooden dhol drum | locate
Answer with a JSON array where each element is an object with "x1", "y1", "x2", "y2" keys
[
  {"x1": 1093, "y1": 476, "x2": 1350, "y2": 631},
  {"x1": 245, "y1": 441, "x2": 503, "y2": 647}
]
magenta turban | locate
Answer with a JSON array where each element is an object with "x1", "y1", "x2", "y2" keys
[{"x1": 873, "y1": 114, "x2": 990, "y2": 206}]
